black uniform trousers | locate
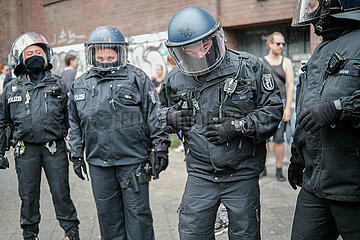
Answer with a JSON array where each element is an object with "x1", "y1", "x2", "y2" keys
[
  {"x1": 15, "y1": 140, "x2": 79, "y2": 238},
  {"x1": 178, "y1": 175, "x2": 260, "y2": 240},
  {"x1": 89, "y1": 163, "x2": 154, "y2": 240},
  {"x1": 291, "y1": 188, "x2": 360, "y2": 240}
]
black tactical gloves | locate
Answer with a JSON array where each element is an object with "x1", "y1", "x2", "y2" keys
[
  {"x1": 288, "y1": 162, "x2": 304, "y2": 190},
  {"x1": 71, "y1": 157, "x2": 88, "y2": 180},
  {"x1": 167, "y1": 103, "x2": 195, "y2": 132},
  {"x1": 205, "y1": 117, "x2": 243, "y2": 145},
  {"x1": 0, "y1": 155, "x2": 9, "y2": 169},
  {"x1": 297, "y1": 100, "x2": 342, "y2": 134},
  {"x1": 154, "y1": 151, "x2": 169, "y2": 175}
]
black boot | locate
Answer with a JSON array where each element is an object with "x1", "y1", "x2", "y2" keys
[
  {"x1": 276, "y1": 167, "x2": 286, "y2": 182},
  {"x1": 259, "y1": 167, "x2": 267, "y2": 178},
  {"x1": 66, "y1": 229, "x2": 80, "y2": 240}
]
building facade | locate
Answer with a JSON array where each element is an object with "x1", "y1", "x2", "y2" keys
[{"x1": 0, "y1": 0, "x2": 317, "y2": 77}]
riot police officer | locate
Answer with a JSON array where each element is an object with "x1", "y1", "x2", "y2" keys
[
  {"x1": 158, "y1": 7, "x2": 282, "y2": 239},
  {"x1": 0, "y1": 33, "x2": 80, "y2": 240},
  {"x1": 289, "y1": 0, "x2": 360, "y2": 239},
  {"x1": 68, "y1": 26, "x2": 170, "y2": 240}
]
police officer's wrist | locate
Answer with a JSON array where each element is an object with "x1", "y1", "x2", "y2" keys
[
  {"x1": 231, "y1": 119, "x2": 246, "y2": 133},
  {"x1": 333, "y1": 99, "x2": 342, "y2": 111}
]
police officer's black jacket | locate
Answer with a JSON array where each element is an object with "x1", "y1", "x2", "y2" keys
[
  {"x1": 69, "y1": 65, "x2": 170, "y2": 167},
  {"x1": 159, "y1": 49, "x2": 283, "y2": 182},
  {"x1": 292, "y1": 29, "x2": 360, "y2": 202},
  {"x1": 0, "y1": 71, "x2": 69, "y2": 154}
]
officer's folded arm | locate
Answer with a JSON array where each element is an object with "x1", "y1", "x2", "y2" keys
[{"x1": 339, "y1": 89, "x2": 360, "y2": 128}]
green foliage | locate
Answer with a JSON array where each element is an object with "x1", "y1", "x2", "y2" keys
[{"x1": 170, "y1": 134, "x2": 181, "y2": 148}]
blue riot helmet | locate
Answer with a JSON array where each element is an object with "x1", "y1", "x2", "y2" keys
[
  {"x1": 85, "y1": 26, "x2": 128, "y2": 72},
  {"x1": 292, "y1": 0, "x2": 360, "y2": 27},
  {"x1": 165, "y1": 7, "x2": 226, "y2": 76}
]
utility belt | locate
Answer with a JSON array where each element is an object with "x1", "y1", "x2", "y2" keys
[{"x1": 13, "y1": 139, "x2": 60, "y2": 158}]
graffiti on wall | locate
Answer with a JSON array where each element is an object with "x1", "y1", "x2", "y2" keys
[
  {"x1": 51, "y1": 31, "x2": 169, "y2": 77},
  {"x1": 126, "y1": 31, "x2": 169, "y2": 77},
  {"x1": 51, "y1": 44, "x2": 86, "y2": 75},
  {"x1": 50, "y1": 29, "x2": 86, "y2": 45}
]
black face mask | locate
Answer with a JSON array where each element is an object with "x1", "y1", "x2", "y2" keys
[
  {"x1": 24, "y1": 55, "x2": 46, "y2": 72},
  {"x1": 93, "y1": 61, "x2": 119, "y2": 73},
  {"x1": 94, "y1": 62, "x2": 116, "y2": 68},
  {"x1": 24, "y1": 56, "x2": 46, "y2": 85},
  {"x1": 315, "y1": 17, "x2": 359, "y2": 40},
  {"x1": 205, "y1": 38, "x2": 221, "y2": 67}
]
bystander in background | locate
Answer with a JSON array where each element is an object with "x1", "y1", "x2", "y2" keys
[
  {"x1": 0, "y1": 63, "x2": 10, "y2": 94},
  {"x1": 61, "y1": 54, "x2": 81, "y2": 93},
  {"x1": 261, "y1": 32, "x2": 294, "y2": 181},
  {"x1": 4, "y1": 55, "x2": 17, "y2": 89},
  {"x1": 151, "y1": 64, "x2": 165, "y2": 93}
]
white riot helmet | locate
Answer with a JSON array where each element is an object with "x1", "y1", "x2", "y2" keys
[{"x1": 10, "y1": 32, "x2": 53, "y2": 76}]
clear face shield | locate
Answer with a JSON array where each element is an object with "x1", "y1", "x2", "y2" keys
[
  {"x1": 168, "y1": 30, "x2": 226, "y2": 76},
  {"x1": 292, "y1": 0, "x2": 321, "y2": 26},
  {"x1": 85, "y1": 43, "x2": 127, "y2": 72},
  {"x1": 8, "y1": 54, "x2": 16, "y2": 68}
]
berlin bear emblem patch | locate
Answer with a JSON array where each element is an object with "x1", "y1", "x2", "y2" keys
[{"x1": 262, "y1": 73, "x2": 274, "y2": 91}]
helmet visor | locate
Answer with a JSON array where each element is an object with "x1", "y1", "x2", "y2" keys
[
  {"x1": 292, "y1": 0, "x2": 321, "y2": 26},
  {"x1": 85, "y1": 43, "x2": 127, "y2": 71},
  {"x1": 168, "y1": 30, "x2": 225, "y2": 76}
]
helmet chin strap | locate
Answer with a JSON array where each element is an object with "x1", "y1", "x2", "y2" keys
[
  {"x1": 315, "y1": 16, "x2": 359, "y2": 39},
  {"x1": 313, "y1": 0, "x2": 352, "y2": 39},
  {"x1": 314, "y1": 0, "x2": 333, "y2": 34}
]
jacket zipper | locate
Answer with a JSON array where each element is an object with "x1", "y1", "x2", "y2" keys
[
  {"x1": 44, "y1": 92, "x2": 48, "y2": 115},
  {"x1": 109, "y1": 84, "x2": 116, "y2": 111},
  {"x1": 318, "y1": 77, "x2": 327, "y2": 94},
  {"x1": 92, "y1": 84, "x2": 95, "y2": 97},
  {"x1": 297, "y1": 73, "x2": 306, "y2": 114}
]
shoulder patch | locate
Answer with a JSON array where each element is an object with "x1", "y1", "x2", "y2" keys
[
  {"x1": 74, "y1": 93, "x2": 86, "y2": 101},
  {"x1": 262, "y1": 73, "x2": 275, "y2": 91},
  {"x1": 336, "y1": 69, "x2": 360, "y2": 77},
  {"x1": 232, "y1": 92, "x2": 253, "y2": 101},
  {"x1": 11, "y1": 85, "x2": 18, "y2": 93}
]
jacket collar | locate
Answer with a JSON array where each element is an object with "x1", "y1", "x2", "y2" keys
[
  {"x1": 16, "y1": 71, "x2": 55, "y2": 86},
  {"x1": 85, "y1": 66, "x2": 128, "y2": 80},
  {"x1": 204, "y1": 49, "x2": 237, "y2": 82}
]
